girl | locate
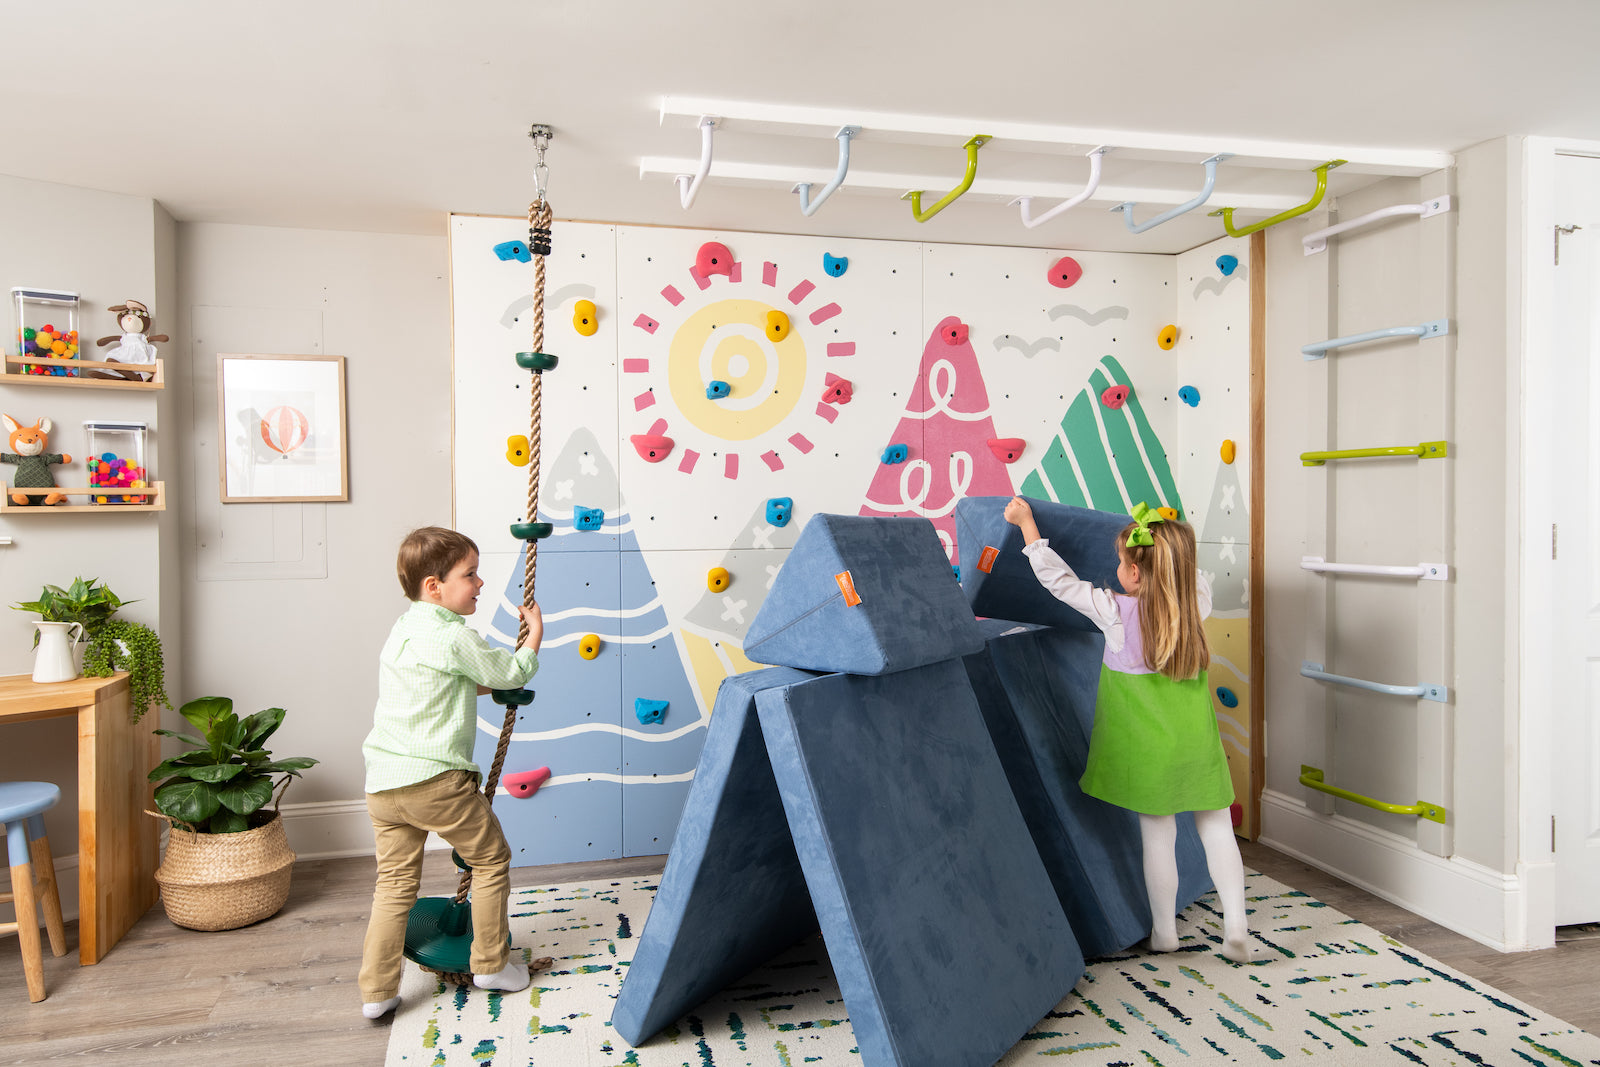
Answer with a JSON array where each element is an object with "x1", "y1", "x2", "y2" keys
[{"x1": 1003, "y1": 496, "x2": 1250, "y2": 963}]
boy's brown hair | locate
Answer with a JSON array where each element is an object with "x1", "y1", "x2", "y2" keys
[{"x1": 396, "y1": 526, "x2": 478, "y2": 600}]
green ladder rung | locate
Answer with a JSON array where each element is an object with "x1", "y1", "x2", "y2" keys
[{"x1": 1300, "y1": 765, "x2": 1446, "y2": 823}]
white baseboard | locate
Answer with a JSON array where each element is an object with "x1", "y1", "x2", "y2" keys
[
  {"x1": 1259, "y1": 788, "x2": 1547, "y2": 952},
  {"x1": 279, "y1": 797, "x2": 452, "y2": 861}
]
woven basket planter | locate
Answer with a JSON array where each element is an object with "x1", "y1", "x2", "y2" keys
[{"x1": 153, "y1": 810, "x2": 296, "y2": 931}]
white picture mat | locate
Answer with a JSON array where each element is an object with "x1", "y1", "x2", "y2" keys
[{"x1": 219, "y1": 354, "x2": 348, "y2": 502}]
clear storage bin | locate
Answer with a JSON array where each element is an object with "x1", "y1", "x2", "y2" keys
[
  {"x1": 11, "y1": 288, "x2": 80, "y2": 377},
  {"x1": 84, "y1": 421, "x2": 150, "y2": 504}
]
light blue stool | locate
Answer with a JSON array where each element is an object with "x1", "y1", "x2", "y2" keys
[{"x1": 1, "y1": 782, "x2": 68, "y2": 1002}]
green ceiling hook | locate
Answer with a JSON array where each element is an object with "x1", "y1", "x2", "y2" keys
[
  {"x1": 1210, "y1": 159, "x2": 1346, "y2": 238},
  {"x1": 902, "y1": 135, "x2": 990, "y2": 223}
]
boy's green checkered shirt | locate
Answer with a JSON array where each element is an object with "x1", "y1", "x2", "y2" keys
[{"x1": 363, "y1": 600, "x2": 539, "y2": 793}]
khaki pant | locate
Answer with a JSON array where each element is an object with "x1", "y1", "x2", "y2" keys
[{"x1": 358, "y1": 770, "x2": 512, "y2": 1001}]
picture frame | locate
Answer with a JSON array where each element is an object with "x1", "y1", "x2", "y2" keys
[{"x1": 217, "y1": 353, "x2": 349, "y2": 503}]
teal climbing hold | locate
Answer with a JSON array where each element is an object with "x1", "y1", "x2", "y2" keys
[{"x1": 635, "y1": 698, "x2": 669, "y2": 725}]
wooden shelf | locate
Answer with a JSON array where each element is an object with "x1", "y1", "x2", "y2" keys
[
  {"x1": 2, "y1": 356, "x2": 164, "y2": 390},
  {"x1": 0, "y1": 481, "x2": 165, "y2": 513}
]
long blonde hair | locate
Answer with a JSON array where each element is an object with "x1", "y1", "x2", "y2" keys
[{"x1": 1117, "y1": 518, "x2": 1209, "y2": 681}]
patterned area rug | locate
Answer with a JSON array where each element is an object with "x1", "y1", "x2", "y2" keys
[{"x1": 384, "y1": 872, "x2": 1600, "y2": 1066}]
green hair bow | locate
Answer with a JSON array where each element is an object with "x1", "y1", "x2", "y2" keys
[{"x1": 1126, "y1": 502, "x2": 1165, "y2": 547}]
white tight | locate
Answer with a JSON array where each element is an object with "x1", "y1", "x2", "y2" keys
[{"x1": 1138, "y1": 808, "x2": 1250, "y2": 960}]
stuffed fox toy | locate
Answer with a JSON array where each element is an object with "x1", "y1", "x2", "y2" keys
[{"x1": 3, "y1": 414, "x2": 72, "y2": 505}]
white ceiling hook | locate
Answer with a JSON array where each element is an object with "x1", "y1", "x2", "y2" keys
[
  {"x1": 674, "y1": 116, "x2": 720, "y2": 210},
  {"x1": 793, "y1": 126, "x2": 862, "y2": 217},
  {"x1": 1010, "y1": 146, "x2": 1111, "y2": 229}
]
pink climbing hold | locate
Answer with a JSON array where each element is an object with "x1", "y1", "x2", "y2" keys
[
  {"x1": 696, "y1": 241, "x2": 733, "y2": 277},
  {"x1": 1100, "y1": 384, "x2": 1129, "y2": 410},
  {"x1": 1047, "y1": 256, "x2": 1083, "y2": 289},
  {"x1": 632, "y1": 419, "x2": 674, "y2": 462},
  {"x1": 821, "y1": 373, "x2": 854, "y2": 405},
  {"x1": 987, "y1": 437, "x2": 1025, "y2": 463},
  {"x1": 504, "y1": 767, "x2": 551, "y2": 799},
  {"x1": 940, "y1": 318, "x2": 969, "y2": 346}
]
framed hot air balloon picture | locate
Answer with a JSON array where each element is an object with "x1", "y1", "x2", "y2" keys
[{"x1": 217, "y1": 353, "x2": 349, "y2": 503}]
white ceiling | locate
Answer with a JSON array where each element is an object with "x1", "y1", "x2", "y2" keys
[{"x1": 5, "y1": 0, "x2": 1600, "y2": 254}]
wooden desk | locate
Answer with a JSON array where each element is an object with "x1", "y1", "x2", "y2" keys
[{"x1": 0, "y1": 672, "x2": 159, "y2": 964}]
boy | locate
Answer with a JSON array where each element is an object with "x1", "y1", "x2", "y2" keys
[{"x1": 358, "y1": 526, "x2": 543, "y2": 1019}]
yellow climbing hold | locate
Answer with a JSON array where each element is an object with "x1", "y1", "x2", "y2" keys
[
  {"x1": 1157, "y1": 324, "x2": 1180, "y2": 350},
  {"x1": 707, "y1": 566, "x2": 731, "y2": 593},
  {"x1": 506, "y1": 435, "x2": 531, "y2": 466},
  {"x1": 1157, "y1": 506, "x2": 1178, "y2": 521},
  {"x1": 765, "y1": 309, "x2": 790, "y2": 342},
  {"x1": 573, "y1": 299, "x2": 599, "y2": 336},
  {"x1": 578, "y1": 634, "x2": 602, "y2": 660},
  {"x1": 1221, "y1": 439, "x2": 1236, "y2": 464}
]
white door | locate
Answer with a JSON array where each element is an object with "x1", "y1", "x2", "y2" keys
[{"x1": 1552, "y1": 152, "x2": 1600, "y2": 925}]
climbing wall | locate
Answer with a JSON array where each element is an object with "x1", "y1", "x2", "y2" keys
[{"x1": 448, "y1": 215, "x2": 1255, "y2": 862}]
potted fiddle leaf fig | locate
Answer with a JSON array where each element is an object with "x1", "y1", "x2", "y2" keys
[{"x1": 148, "y1": 696, "x2": 319, "y2": 930}]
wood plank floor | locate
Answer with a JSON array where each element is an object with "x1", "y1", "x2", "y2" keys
[{"x1": 1, "y1": 842, "x2": 1595, "y2": 1064}]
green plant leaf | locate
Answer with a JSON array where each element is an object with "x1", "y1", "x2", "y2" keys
[
  {"x1": 147, "y1": 754, "x2": 224, "y2": 781},
  {"x1": 155, "y1": 779, "x2": 221, "y2": 824},
  {"x1": 152, "y1": 728, "x2": 205, "y2": 747},
  {"x1": 180, "y1": 696, "x2": 233, "y2": 735},
  {"x1": 258, "y1": 757, "x2": 319, "y2": 774},
  {"x1": 216, "y1": 775, "x2": 273, "y2": 815},
  {"x1": 240, "y1": 708, "x2": 285, "y2": 750},
  {"x1": 208, "y1": 808, "x2": 250, "y2": 834}
]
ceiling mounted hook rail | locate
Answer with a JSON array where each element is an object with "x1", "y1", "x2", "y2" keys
[
  {"x1": 793, "y1": 126, "x2": 862, "y2": 217},
  {"x1": 901, "y1": 135, "x2": 990, "y2": 223},
  {"x1": 1302, "y1": 195, "x2": 1454, "y2": 254},
  {"x1": 1210, "y1": 159, "x2": 1345, "y2": 238},
  {"x1": 1010, "y1": 146, "x2": 1111, "y2": 229},
  {"x1": 1111, "y1": 154, "x2": 1231, "y2": 234},
  {"x1": 674, "y1": 116, "x2": 720, "y2": 210}
]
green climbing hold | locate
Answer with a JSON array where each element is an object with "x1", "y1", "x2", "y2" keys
[
  {"x1": 510, "y1": 521, "x2": 554, "y2": 541},
  {"x1": 516, "y1": 351, "x2": 559, "y2": 372},
  {"x1": 492, "y1": 688, "x2": 535, "y2": 707}
]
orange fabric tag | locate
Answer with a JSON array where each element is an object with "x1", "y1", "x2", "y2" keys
[
  {"x1": 977, "y1": 546, "x2": 1000, "y2": 574},
  {"x1": 835, "y1": 570, "x2": 862, "y2": 607}
]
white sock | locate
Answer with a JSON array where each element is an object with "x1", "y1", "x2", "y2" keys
[
  {"x1": 362, "y1": 995, "x2": 401, "y2": 1019},
  {"x1": 1138, "y1": 813, "x2": 1180, "y2": 951},
  {"x1": 1195, "y1": 806, "x2": 1253, "y2": 962},
  {"x1": 473, "y1": 958, "x2": 530, "y2": 992}
]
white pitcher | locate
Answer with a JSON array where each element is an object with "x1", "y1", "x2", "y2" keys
[{"x1": 32, "y1": 621, "x2": 84, "y2": 684}]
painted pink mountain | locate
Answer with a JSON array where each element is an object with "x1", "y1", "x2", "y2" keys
[{"x1": 859, "y1": 314, "x2": 1018, "y2": 562}]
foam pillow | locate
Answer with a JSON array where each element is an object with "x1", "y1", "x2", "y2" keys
[
  {"x1": 743, "y1": 514, "x2": 983, "y2": 675},
  {"x1": 955, "y1": 496, "x2": 1127, "y2": 630}
]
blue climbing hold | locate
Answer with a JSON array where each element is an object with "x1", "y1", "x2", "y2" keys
[
  {"x1": 766, "y1": 497, "x2": 793, "y2": 527},
  {"x1": 574, "y1": 506, "x2": 605, "y2": 531},
  {"x1": 881, "y1": 443, "x2": 908, "y2": 465},
  {"x1": 1216, "y1": 686, "x2": 1238, "y2": 708},
  {"x1": 952, "y1": 565, "x2": 961, "y2": 582},
  {"x1": 494, "y1": 240, "x2": 532, "y2": 263},
  {"x1": 823, "y1": 253, "x2": 848, "y2": 277},
  {"x1": 706, "y1": 379, "x2": 731, "y2": 399},
  {"x1": 1216, "y1": 254, "x2": 1238, "y2": 277},
  {"x1": 635, "y1": 698, "x2": 669, "y2": 725},
  {"x1": 1179, "y1": 386, "x2": 1200, "y2": 407}
]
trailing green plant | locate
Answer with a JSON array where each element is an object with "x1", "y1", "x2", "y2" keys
[
  {"x1": 12, "y1": 576, "x2": 129, "y2": 647},
  {"x1": 149, "y1": 696, "x2": 319, "y2": 834},
  {"x1": 83, "y1": 618, "x2": 170, "y2": 722}
]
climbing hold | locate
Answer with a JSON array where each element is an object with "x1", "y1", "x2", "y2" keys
[
  {"x1": 1047, "y1": 256, "x2": 1083, "y2": 289},
  {"x1": 706, "y1": 379, "x2": 731, "y2": 399},
  {"x1": 707, "y1": 566, "x2": 731, "y2": 593},
  {"x1": 578, "y1": 634, "x2": 602, "y2": 660},
  {"x1": 1216, "y1": 686, "x2": 1239, "y2": 708},
  {"x1": 574, "y1": 506, "x2": 605, "y2": 531},
  {"x1": 1157, "y1": 325, "x2": 1179, "y2": 350},
  {"x1": 941, "y1": 319, "x2": 969, "y2": 346},
  {"x1": 573, "y1": 299, "x2": 598, "y2": 336},
  {"x1": 631, "y1": 433, "x2": 674, "y2": 463},
  {"x1": 1216, "y1": 254, "x2": 1239, "y2": 276},
  {"x1": 696, "y1": 241, "x2": 733, "y2": 277},
  {"x1": 1100, "y1": 384, "x2": 1129, "y2": 410},
  {"x1": 492, "y1": 240, "x2": 531, "y2": 263},
  {"x1": 987, "y1": 438, "x2": 1025, "y2": 463},
  {"x1": 881, "y1": 443, "x2": 908, "y2": 465},
  {"x1": 1229, "y1": 802, "x2": 1243, "y2": 828},
  {"x1": 765, "y1": 309, "x2": 790, "y2": 342},
  {"x1": 506, "y1": 434, "x2": 530, "y2": 466},
  {"x1": 952, "y1": 565, "x2": 961, "y2": 582},
  {"x1": 509, "y1": 521, "x2": 554, "y2": 541},
  {"x1": 820, "y1": 373, "x2": 853, "y2": 405},
  {"x1": 515, "y1": 351, "x2": 559, "y2": 372},
  {"x1": 1221, "y1": 439, "x2": 1236, "y2": 464},
  {"x1": 491, "y1": 688, "x2": 536, "y2": 707},
  {"x1": 635, "y1": 698, "x2": 669, "y2": 725},
  {"x1": 766, "y1": 497, "x2": 793, "y2": 527},
  {"x1": 1156, "y1": 506, "x2": 1178, "y2": 521},
  {"x1": 823, "y1": 253, "x2": 848, "y2": 277},
  {"x1": 504, "y1": 767, "x2": 551, "y2": 799},
  {"x1": 1178, "y1": 385, "x2": 1200, "y2": 407}
]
